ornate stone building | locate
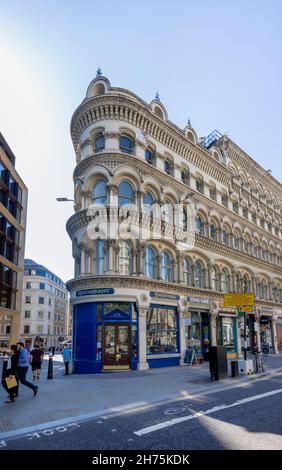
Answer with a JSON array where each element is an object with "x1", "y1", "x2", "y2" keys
[{"x1": 67, "y1": 74, "x2": 282, "y2": 373}]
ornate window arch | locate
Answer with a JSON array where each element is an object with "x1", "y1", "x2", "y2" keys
[
  {"x1": 92, "y1": 179, "x2": 108, "y2": 206},
  {"x1": 118, "y1": 181, "x2": 135, "y2": 207},
  {"x1": 119, "y1": 133, "x2": 134, "y2": 154},
  {"x1": 195, "y1": 214, "x2": 205, "y2": 235}
]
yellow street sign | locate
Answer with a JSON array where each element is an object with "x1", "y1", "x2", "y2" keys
[
  {"x1": 223, "y1": 293, "x2": 255, "y2": 307},
  {"x1": 238, "y1": 306, "x2": 254, "y2": 313}
]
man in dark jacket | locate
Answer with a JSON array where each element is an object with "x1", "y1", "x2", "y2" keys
[{"x1": 1, "y1": 344, "x2": 19, "y2": 403}]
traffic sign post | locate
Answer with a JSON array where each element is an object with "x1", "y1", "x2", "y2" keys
[{"x1": 224, "y1": 293, "x2": 255, "y2": 361}]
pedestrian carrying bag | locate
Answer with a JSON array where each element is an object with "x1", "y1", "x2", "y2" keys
[{"x1": 5, "y1": 376, "x2": 17, "y2": 389}]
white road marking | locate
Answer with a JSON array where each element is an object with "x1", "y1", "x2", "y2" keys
[{"x1": 134, "y1": 388, "x2": 282, "y2": 436}]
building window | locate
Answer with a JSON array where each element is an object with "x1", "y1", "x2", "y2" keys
[
  {"x1": 222, "y1": 194, "x2": 228, "y2": 207},
  {"x1": 143, "y1": 192, "x2": 155, "y2": 215},
  {"x1": 217, "y1": 317, "x2": 236, "y2": 353},
  {"x1": 183, "y1": 258, "x2": 192, "y2": 285},
  {"x1": 243, "y1": 208, "x2": 248, "y2": 219},
  {"x1": 37, "y1": 325, "x2": 43, "y2": 334},
  {"x1": 48, "y1": 311, "x2": 51, "y2": 320},
  {"x1": 145, "y1": 247, "x2": 157, "y2": 279},
  {"x1": 196, "y1": 179, "x2": 204, "y2": 194},
  {"x1": 243, "y1": 275, "x2": 251, "y2": 293},
  {"x1": 119, "y1": 135, "x2": 134, "y2": 154},
  {"x1": 39, "y1": 283, "x2": 45, "y2": 290},
  {"x1": 212, "y1": 267, "x2": 220, "y2": 291},
  {"x1": 181, "y1": 169, "x2": 189, "y2": 185},
  {"x1": 260, "y1": 219, "x2": 265, "y2": 228},
  {"x1": 25, "y1": 296, "x2": 31, "y2": 304},
  {"x1": 24, "y1": 311, "x2": 31, "y2": 319},
  {"x1": 252, "y1": 214, "x2": 257, "y2": 224},
  {"x1": 233, "y1": 201, "x2": 239, "y2": 213},
  {"x1": 49, "y1": 298, "x2": 51, "y2": 306},
  {"x1": 24, "y1": 325, "x2": 30, "y2": 334},
  {"x1": 145, "y1": 148, "x2": 154, "y2": 164},
  {"x1": 118, "y1": 181, "x2": 134, "y2": 207},
  {"x1": 94, "y1": 134, "x2": 105, "y2": 152},
  {"x1": 119, "y1": 241, "x2": 131, "y2": 275},
  {"x1": 38, "y1": 297, "x2": 44, "y2": 304},
  {"x1": 222, "y1": 229, "x2": 229, "y2": 246},
  {"x1": 194, "y1": 261, "x2": 204, "y2": 288},
  {"x1": 195, "y1": 216, "x2": 204, "y2": 235},
  {"x1": 161, "y1": 251, "x2": 172, "y2": 282},
  {"x1": 92, "y1": 180, "x2": 108, "y2": 206},
  {"x1": 38, "y1": 311, "x2": 44, "y2": 320},
  {"x1": 146, "y1": 307, "x2": 179, "y2": 354},
  {"x1": 94, "y1": 239, "x2": 104, "y2": 274},
  {"x1": 182, "y1": 208, "x2": 188, "y2": 231},
  {"x1": 268, "y1": 223, "x2": 272, "y2": 233},
  {"x1": 210, "y1": 224, "x2": 217, "y2": 241},
  {"x1": 26, "y1": 282, "x2": 32, "y2": 289},
  {"x1": 222, "y1": 270, "x2": 230, "y2": 293},
  {"x1": 164, "y1": 160, "x2": 172, "y2": 175},
  {"x1": 210, "y1": 187, "x2": 217, "y2": 200}
]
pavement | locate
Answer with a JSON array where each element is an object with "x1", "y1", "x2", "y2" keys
[{"x1": 0, "y1": 353, "x2": 282, "y2": 442}]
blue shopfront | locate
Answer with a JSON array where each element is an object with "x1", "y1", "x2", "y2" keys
[{"x1": 73, "y1": 291, "x2": 138, "y2": 373}]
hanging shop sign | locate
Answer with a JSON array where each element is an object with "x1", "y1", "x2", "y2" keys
[
  {"x1": 261, "y1": 307, "x2": 273, "y2": 313},
  {"x1": 223, "y1": 293, "x2": 255, "y2": 307},
  {"x1": 150, "y1": 291, "x2": 180, "y2": 300},
  {"x1": 188, "y1": 296, "x2": 209, "y2": 305},
  {"x1": 76, "y1": 288, "x2": 114, "y2": 297}
]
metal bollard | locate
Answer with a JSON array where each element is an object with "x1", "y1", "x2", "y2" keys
[{"x1": 47, "y1": 354, "x2": 53, "y2": 379}]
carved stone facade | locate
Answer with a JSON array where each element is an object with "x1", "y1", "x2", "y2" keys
[{"x1": 67, "y1": 76, "x2": 282, "y2": 373}]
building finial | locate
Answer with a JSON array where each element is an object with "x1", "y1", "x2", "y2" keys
[
  {"x1": 155, "y1": 90, "x2": 160, "y2": 101},
  {"x1": 96, "y1": 66, "x2": 102, "y2": 77},
  {"x1": 187, "y1": 118, "x2": 191, "y2": 127}
]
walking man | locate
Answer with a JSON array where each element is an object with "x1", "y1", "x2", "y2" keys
[
  {"x1": 30, "y1": 344, "x2": 44, "y2": 381},
  {"x1": 16, "y1": 342, "x2": 38, "y2": 396},
  {"x1": 63, "y1": 344, "x2": 71, "y2": 375}
]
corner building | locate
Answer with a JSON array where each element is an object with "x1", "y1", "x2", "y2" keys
[{"x1": 67, "y1": 75, "x2": 282, "y2": 373}]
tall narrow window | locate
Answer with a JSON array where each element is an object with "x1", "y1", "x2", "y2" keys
[
  {"x1": 118, "y1": 181, "x2": 134, "y2": 207},
  {"x1": 119, "y1": 241, "x2": 131, "y2": 275},
  {"x1": 94, "y1": 240, "x2": 104, "y2": 274},
  {"x1": 222, "y1": 270, "x2": 230, "y2": 293},
  {"x1": 92, "y1": 180, "x2": 107, "y2": 206},
  {"x1": 145, "y1": 247, "x2": 156, "y2": 279},
  {"x1": 143, "y1": 192, "x2": 154, "y2": 215},
  {"x1": 210, "y1": 224, "x2": 217, "y2": 241},
  {"x1": 161, "y1": 251, "x2": 171, "y2": 282},
  {"x1": 183, "y1": 258, "x2": 192, "y2": 285},
  {"x1": 194, "y1": 261, "x2": 204, "y2": 288},
  {"x1": 195, "y1": 216, "x2": 204, "y2": 235}
]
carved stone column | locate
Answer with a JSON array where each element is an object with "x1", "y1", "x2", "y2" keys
[
  {"x1": 231, "y1": 271, "x2": 236, "y2": 293},
  {"x1": 177, "y1": 252, "x2": 185, "y2": 284},
  {"x1": 156, "y1": 253, "x2": 161, "y2": 280},
  {"x1": 132, "y1": 248, "x2": 138, "y2": 275},
  {"x1": 137, "y1": 307, "x2": 149, "y2": 370},
  {"x1": 80, "y1": 247, "x2": 86, "y2": 274},
  {"x1": 114, "y1": 244, "x2": 120, "y2": 274},
  {"x1": 138, "y1": 242, "x2": 146, "y2": 276},
  {"x1": 208, "y1": 263, "x2": 213, "y2": 290},
  {"x1": 106, "y1": 240, "x2": 116, "y2": 273},
  {"x1": 107, "y1": 184, "x2": 118, "y2": 207}
]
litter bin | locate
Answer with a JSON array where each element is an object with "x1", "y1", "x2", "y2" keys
[{"x1": 231, "y1": 360, "x2": 239, "y2": 377}]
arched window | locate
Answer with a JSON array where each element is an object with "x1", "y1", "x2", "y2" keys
[
  {"x1": 210, "y1": 224, "x2": 217, "y2": 241},
  {"x1": 183, "y1": 258, "x2": 192, "y2": 285},
  {"x1": 161, "y1": 251, "x2": 172, "y2": 282},
  {"x1": 182, "y1": 208, "x2": 187, "y2": 231},
  {"x1": 234, "y1": 232, "x2": 241, "y2": 250},
  {"x1": 181, "y1": 168, "x2": 189, "y2": 185},
  {"x1": 119, "y1": 135, "x2": 134, "y2": 154},
  {"x1": 243, "y1": 275, "x2": 251, "y2": 293},
  {"x1": 161, "y1": 202, "x2": 173, "y2": 223},
  {"x1": 211, "y1": 267, "x2": 220, "y2": 291},
  {"x1": 195, "y1": 216, "x2": 204, "y2": 235},
  {"x1": 145, "y1": 148, "x2": 155, "y2": 164},
  {"x1": 222, "y1": 270, "x2": 230, "y2": 293},
  {"x1": 94, "y1": 134, "x2": 105, "y2": 152},
  {"x1": 196, "y1": 179, "x2": 204, "y2": 194},
  {"x1": 143, "y1": 191, "x2": 154, "y2": 215},
  {"x1": 119, "y1": 241, "x2": 131, "y2": 275},
  {"x1": 164, "y1": 160, "x2": 172, "y2": 175},
  {"x1": 118, "y1": 181, "x2": 134, "y2": 207},
  {"x1": 261, "y1": 282, "x2": 267, "y2": 299},
  {"x1": 145, "y1": 247, "x2": 157, "y2": 279},
  {"x1": 94, "y1": 240, "x2": 104, "y2": 274},
  {"x1": 256, "y1": 282, "x2": 262, "y2": 298},
  {"x1": 92, "y1": 180, "x2": 108, "y2": 206},
  {"x1": 194, "y1": 261, "x2": 204, "y2": 288},
  {"x1": 222, "y1": 228, "x2": 229, "y2": 245}
]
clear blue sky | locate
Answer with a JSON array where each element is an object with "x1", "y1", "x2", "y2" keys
[{"x1": 0, "y1": 0, "x2": 281, "y2": 282}]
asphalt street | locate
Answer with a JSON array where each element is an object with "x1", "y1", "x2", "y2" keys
[{"x1": 2, "y1": 372, "x2": 282, "y2": 450}]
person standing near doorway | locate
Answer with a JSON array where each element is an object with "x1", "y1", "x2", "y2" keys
[
  {"x1": 30, "y1": 344, "x2": 44, "y2": 381},
  {"x1": 62, "y1": 344, "x2": 71, "y2": 375},
  {"x1": 16, "y1": 342, "x2": 38, "y2": 396}
]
